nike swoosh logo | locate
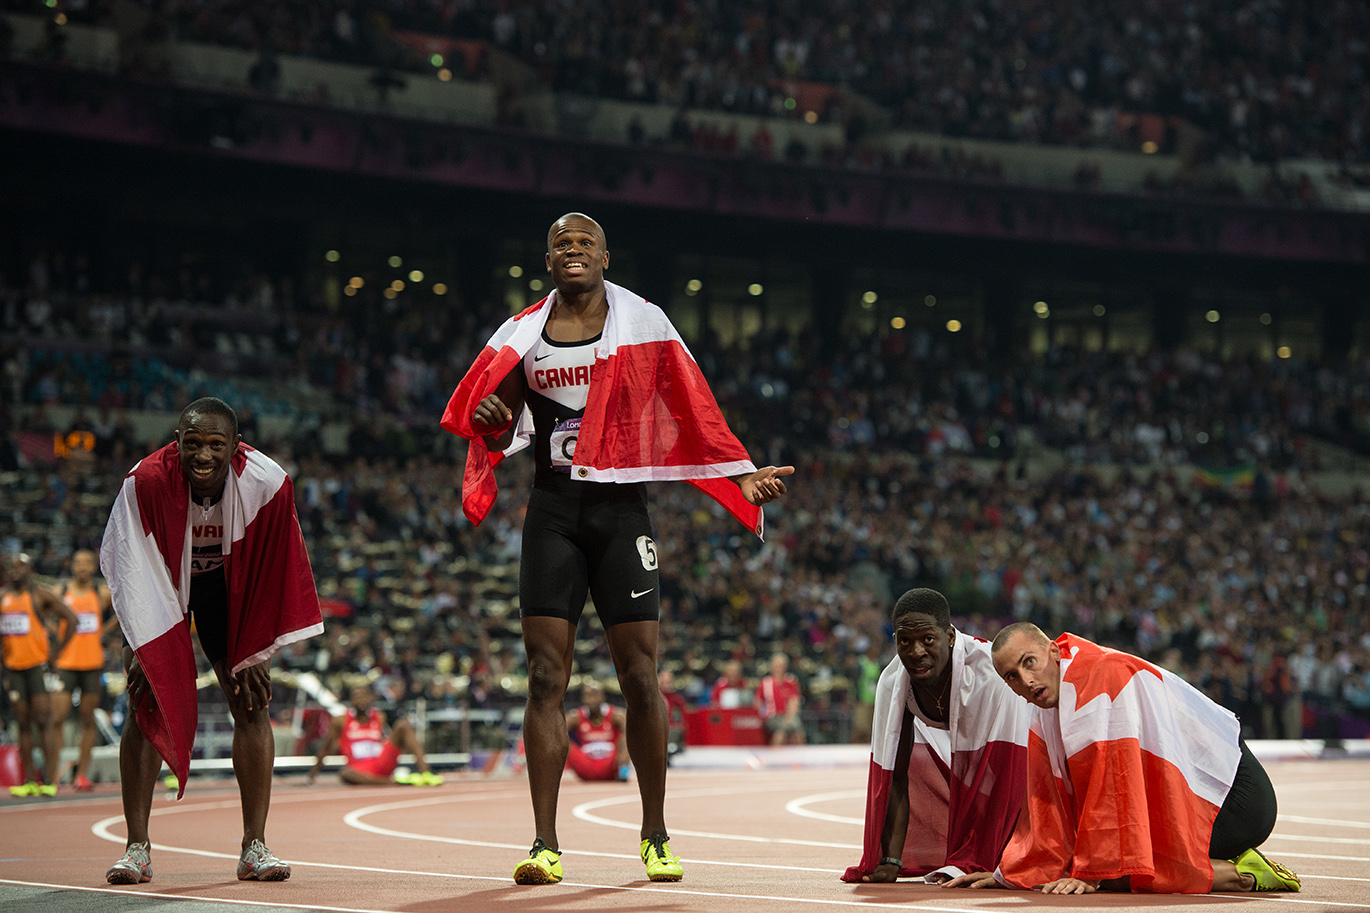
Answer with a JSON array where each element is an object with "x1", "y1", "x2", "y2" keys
[
  {"x1": 533, "y1": 352, "x2": 554, "y2": 361},
  {"x1": 631, "y1": 588, "x2": 654, "y2": 599}
]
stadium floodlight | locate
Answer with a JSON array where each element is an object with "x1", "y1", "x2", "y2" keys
[
  {"x1": 325, "y1": 250, "x2": 341, "y2": 262},
  {"x1": 748, "y1": 283, "x2": 763, "y2": 296},
  {"x1": 1277, "y1": 346, "x2": 1291, "y2": 359},
  {"x1": 1260, "y1": 313, "x2": 1272, "y2": 325},
  {"x1": 946, "y1": 319, "x2": 962, "y2": 333},
  {"x1": 529, "y1": 279, "x2": 544, "y2": 291},
  {"x1": 509, "y1": 265, "x2": 524, "y2": 278},
  {"x1": 433, "y1": 283, "x2": 448, "y2": 295},
  {"x1": 1093, "y1": 305, "x2": 1106, "y2": 316},
  {"x1": 409, "y1": 269, "x2": 424, "y2": 282},
  {"x1": 890, "y1": 317, "x2": 906, "y2": 329},
  {"x1": 686, "y1": 279, "x2": 703, "y2": 292},
  {"x1": 924, "y1": 295, "x2": 936, "y2": 307},
  {"x1": 862, "y1": 291, "x2": 878, "y2": 305},
  {"x1": 389, "y1": 255, "x2": 403, "y2": 268},
  {"x1": 1206, "y1": 310, "x2": 1220, "y2": 323}
]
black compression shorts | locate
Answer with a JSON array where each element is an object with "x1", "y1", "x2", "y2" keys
[
  {"x1": 189, "y1": 568, "x2": 230, "y2": 666},
  {"x1": 519, "y1": 485, "x2": 660, "y2": 628},
  {"x1": 59, "y1": 668, "x2": 102, "y2": 696},
  {"x1": 1208, "y1": 738, "x2": 1279, "y2": 860}
]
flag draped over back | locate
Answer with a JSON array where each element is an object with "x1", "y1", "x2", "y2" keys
[
  {"x1": 441, "y1": 282, "x2": 762, "y2": 535},
  {"x1": 100, "y1": 442, "x2": 323, "y2": 798},
  {"x1": 842, "y1": 633, "x2": 1029, "y2": 883},
  {"x1": 996, "y1": 634, "x2": 1241, "y2": 893}
]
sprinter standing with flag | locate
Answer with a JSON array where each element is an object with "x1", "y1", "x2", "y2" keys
[{"x1": 442, "y1": 212, "x2": 793, "y2": 885}]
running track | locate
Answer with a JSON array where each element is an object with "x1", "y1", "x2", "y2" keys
[{"x1": 2, "y1": 759, "x2": 1368, "y2": 912}]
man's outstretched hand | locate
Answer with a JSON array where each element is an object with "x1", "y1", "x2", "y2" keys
[
  {"x1": 738, "y1": 465, "x2": 795, "y2": 505},
  {"x1": 942, "y1": 872, "x2": 1000, "y2": 889}
]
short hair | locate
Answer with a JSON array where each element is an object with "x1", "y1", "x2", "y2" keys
[
  {"x1": 178, "y1": 397, "x2": 238, "y2": 437},
  {"x1": 991, "y1": 622, "x2": 1051, "y2": 656},
  {"x1": 891, "y1": 588, "x2": 951, "y2": 628},
  {"x1": 547, "y1": 212, "x2": 606, "y2": 251}
]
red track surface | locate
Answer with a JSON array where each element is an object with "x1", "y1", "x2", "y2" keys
[{"x1": 2, "y1": 760, "x2": 1368, "y2": 912}]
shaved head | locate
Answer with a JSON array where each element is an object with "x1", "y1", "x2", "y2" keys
[
  {"x1": 547, "y1": 212, "x2": 606, "y2": 252},
  {"x1": 991, "y1": 621, "x2": 1051, "y2": 656}
]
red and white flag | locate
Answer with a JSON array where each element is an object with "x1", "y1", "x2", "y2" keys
[
  {"x1": 101, "y1": 442, "x2": 323, "y2": 798},
  {"x1": 441, "y1": 282, "x2": 762, "y2": 535},
  {"x1": 996, "y1": 634, "x2": 1241, "y2": 893},
  {"x1": 843, "y1": 633, "x2": 1029, "y2": 882}
]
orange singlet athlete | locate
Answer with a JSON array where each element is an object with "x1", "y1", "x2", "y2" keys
[
  {"x1": 52, "y1": 550, "x2": 116, "y2": 791},
  {"x1": 2, "y1": 553, "x2": 77, "y2": 797}
]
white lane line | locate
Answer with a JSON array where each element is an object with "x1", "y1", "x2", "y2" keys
[
  {"x1": 1280, "y1": 814, "x2": 1370, "y2": 830},
  {"x1": 1259, "y1": 850, "x2": 1370, "y2": 862},
  {"x1": 1266, "y1": 833, "x2": 1370, "y2": 846},
  {"x1": 344, "y1": 795, "x2": 846, "y2": 872},
  {"x1": 785, "y1": 790, "x2": 865, "y2": 825},
  {"x1": 82, "y1": 782, "x2": 1370, "y2": 906},
  {"x1": 571, "y1": 788, "x2": 861, "y2": 849},
  {"x1": 0, "y1": 878, "x2": 399, "y2": 913}
]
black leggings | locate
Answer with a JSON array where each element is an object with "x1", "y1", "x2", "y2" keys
[{"x1": 1208, "y1": 739, "x2": 1278, "y2": 860}]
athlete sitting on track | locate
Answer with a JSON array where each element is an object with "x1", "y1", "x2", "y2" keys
[
  {"x1": 565, "y1": 680, "x2": 629, "y2": 782},
  {"x1": 308, "y1": 684, "x2": 442, "y2": 786}
]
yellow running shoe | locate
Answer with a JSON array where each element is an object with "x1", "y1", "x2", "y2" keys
[
  {"x1": 513, "y1": 839, "x2": 562, "y2": 885},
  {"x1": 640, "y1": 833, "x2": 683, "y2": 882},
  {"x1": 36, "y1": 784, "x2": 57, "y2": 797},
  {"x1": 8, "y1": 782, "x2": 37, "y2": 798},
  {"x1": 1232, "y1": 848, "x2": 1301, "y2": 892}
]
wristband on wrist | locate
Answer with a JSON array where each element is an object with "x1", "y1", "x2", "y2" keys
[{"x1": 881, "y1": 856, "x2": 902, "y2": 868}]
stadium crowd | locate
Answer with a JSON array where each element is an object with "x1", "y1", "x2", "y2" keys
[
  {"x1": 4, "y1": 252, "x2": 1370, "y2": 749},
  {"x1": 11, "y1": 0, "x2": 1370, "y2": 166}
]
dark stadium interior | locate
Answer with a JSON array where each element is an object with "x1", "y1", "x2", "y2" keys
[{"x1": 2, "y1": 0, "x2": 1370, "y2": 811}]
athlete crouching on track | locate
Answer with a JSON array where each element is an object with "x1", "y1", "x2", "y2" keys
[
  {"x1": 101, "y1": 398, "x2": 323, "y2": 885},
  {"x1": 944, "y1": 623, "x2": 1301, "y2": 895},
  {"x1": 441, "y1": 212, "x2": 793, "y2": 885}
]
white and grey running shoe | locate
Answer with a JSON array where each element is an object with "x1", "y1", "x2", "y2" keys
[
  {"x1": 106, "y1": 841, "x2": 152, "y2": 884},
  {"x1": 237, "y1": 839, "x2": 291, "y2": 881}
]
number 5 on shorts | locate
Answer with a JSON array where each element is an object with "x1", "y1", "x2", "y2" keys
[{"x1": 636, "y1": 536, "x2": 658, "y2": 570}]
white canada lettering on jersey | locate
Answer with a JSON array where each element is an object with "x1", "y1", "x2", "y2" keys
[
  {"x1": 190, "y1": 498, "x2": 225, "y2": 575},
  {"x1": 523, "y1": 334, "x2": 596, "y2": 411}
]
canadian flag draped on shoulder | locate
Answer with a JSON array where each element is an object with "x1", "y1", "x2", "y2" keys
[
  {"x1": 996, "y1": 634, "x2": 1241, "y2": 893},
  {"x1": 842, "y1": 632, "x2": 1029, "y2": 883},
  {"x1": 100, "y1": 442, "x2": 323, "y2": 798},
  {"x1": 441, "y1": 281, "x2": 762, "y2": 536}
]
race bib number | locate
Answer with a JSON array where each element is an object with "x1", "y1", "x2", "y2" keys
[
  {"x1": 351, "y1": 740, "x2": 383, "y2": 760},
  {"x1": 0, "y1": 614, "x2": 31, "y2": 636},
  {"x1": 582, "y1": 740, "x2": 616, "y2": 761},
  {"x1": 550, "y1": 417, "x2": 581, "y2": 471},
  {"x1": 75, "y1": 612, "x2": 100, "y2": 634}
]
